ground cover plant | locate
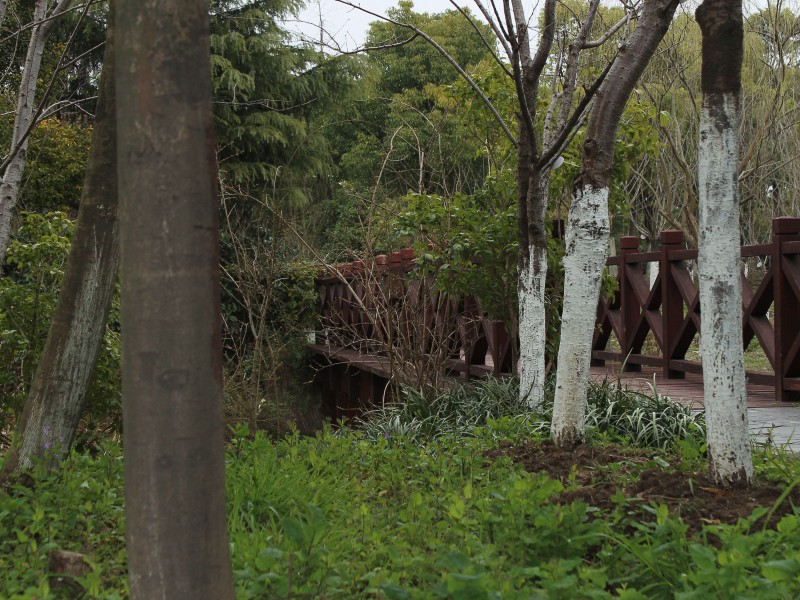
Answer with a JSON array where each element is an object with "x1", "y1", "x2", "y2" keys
[{"x1": 1, "y1": 381, "x2": 800, "y2": 599}]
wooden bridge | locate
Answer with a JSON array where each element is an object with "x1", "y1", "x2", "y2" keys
[{"x1": 310, "y1": 217, "x2": 800, "y2": 420}]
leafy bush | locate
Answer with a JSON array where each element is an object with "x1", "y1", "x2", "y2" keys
[
  {"x1": 355, "y1": 376, "x2": 531, "y2": 443},
  {"x1": 0, "y1": 213, "x2": 74, "y2": 420},
  {"x1": 585, "y1": 378, "x2": 706, "y2": 449},
  {"x1": 0, "y1": 443, "x2": 127, "y2": 598}
]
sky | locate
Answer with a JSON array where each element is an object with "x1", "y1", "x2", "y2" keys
[
  {"x1": 288, "y1": 0, "x2": 493, "y2": 50},
  {"x1": 288, "y1": 0, "x2": 792, "y2": 50}
]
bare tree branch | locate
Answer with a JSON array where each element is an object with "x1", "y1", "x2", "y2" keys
[
  {"x1": 538, "y1": 52, "x2": 619, "y2": 170},
  {"x1": 0, "y1": 0, "x2": 92, "y2": 176},
  {"x1": 447, "y1": 1, "x2": 512, "y2": 76},
  {"x1": 471, "y1": 0, "x2": 513, "y2": 60},
  {"x1": 584, "y1": 9, "x2": 634, "y2": 48}
]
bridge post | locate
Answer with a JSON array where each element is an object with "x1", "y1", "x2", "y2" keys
[
  {"x1": 660, "y1": 230, "x2": 685, "y2": 379},
  {"x1": 773, "y1": 217, "x2": 800, "y2": 402},
  {"x1": 619, "y1": 236, "x2": 641, "y2": 372}
]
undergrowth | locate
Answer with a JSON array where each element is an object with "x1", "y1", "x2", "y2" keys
[
  {"x1": 357, "y1": 376, "x2": 706, "y2": 449},
  {"x1": 1, "y1": 415, "x2": 798, "y2": 598}
]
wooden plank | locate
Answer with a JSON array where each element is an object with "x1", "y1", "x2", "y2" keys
[{"x1": 590, "y1": 364, "x2": 791, "y2": 408}]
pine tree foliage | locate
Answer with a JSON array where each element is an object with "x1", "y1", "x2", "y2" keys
[{"x1": 210, "y1": 0, "x2": 360, "y2": 206}]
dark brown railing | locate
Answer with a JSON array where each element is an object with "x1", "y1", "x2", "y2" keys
[
  {"x1": 311, "y1": 250, "x2": 515, "y2": 420},
  {"x1": 592, "y1": 217, "x2": 800, "y2": 401},
  {"x1": 312, "y1": 249, "x2": 513, "y2": 385},
  {"x1": 312, "y1": 217, "x2": 800, "y2": 413}
]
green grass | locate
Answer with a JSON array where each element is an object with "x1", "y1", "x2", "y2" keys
[{"x1": 1, "y1": 414, "x2": 799, "y2": 598}]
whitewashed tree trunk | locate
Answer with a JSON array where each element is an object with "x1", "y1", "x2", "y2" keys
[
  {"x1": 649, "y1": 255, "x2": 660, "y2": 289},
  {"x1": 697, "y1": 94, "x2": 752, "y2": 484},
  {"x1": 549, "y1": 0, "x2": 679, "y2": 446},
  {"x1": 518, "y1": 243, "x2": 548, "y2": 409},
  {"x1": 551, "y1": 187, "x2": 609, "y2": 445},
  {"x1": 696, "y1": 0, "x2": 752, "y2": 486},
  {"x1": 0, "y1": 0, "x2": 73, "y2": 264}
]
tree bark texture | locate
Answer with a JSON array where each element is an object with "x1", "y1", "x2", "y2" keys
[
  {"x1": 551, "y1": 0, "x2": 679, "y2": 446},
  {"x1": 0, "y1": 2, "x2": 119, "y2": 483},
  {"x1": 116, "y1": 0, "x2": 234, "y2": 597},
  {"x1": 0, "y1": 0, "x2": 73, "y2": 264},
  {"x1": 514, "y1": 0, "x2": 555, "y2": 410},
  {"x1": 696, "y1": 0, "x2": 752, "y2": 485}
]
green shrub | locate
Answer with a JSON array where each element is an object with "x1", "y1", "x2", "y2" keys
[
  {"x1": 584, "y1": 378, "x2": 706, "y2": 449},
  {"x1": 355, "y1": 376, "x2": 532, "y2": 443},
  {"x1": 2, "y1": 424, "x2": 800, "y2": 598}
]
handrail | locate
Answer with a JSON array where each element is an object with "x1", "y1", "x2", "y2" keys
[
  {"x1": 313, "y1": 216, "x2": 800, "y2": 403},
  {"x1": 313, "y1": 249, "x2": 514, "y2": 390},
  {"x1": 592, "y1": 217, "x2": 800, "y2": 401}
]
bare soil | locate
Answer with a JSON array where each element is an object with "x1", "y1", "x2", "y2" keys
[{"x1": 485, "y1": 440, "x2": 800, "y2": 537}]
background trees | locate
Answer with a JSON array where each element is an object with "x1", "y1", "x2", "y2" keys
[
  {"x1": 0, "y1": 0, "x2": 82, "y2": 262},
  {"x1": 0, "y1": 7, "x2": 118, "y2": 482},
  {"x1": 1, "y1": 0, "x2": 798, "y2": 481}
]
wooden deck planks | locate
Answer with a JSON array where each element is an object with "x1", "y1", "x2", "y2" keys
[{"x1": 590, "y1": 364, "x2": 787, "y2": 409}]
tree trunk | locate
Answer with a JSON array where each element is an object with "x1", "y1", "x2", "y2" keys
[
  {"x1": 519, "y1": 243, "x2": 548, "y2": 408},
  {"x1": 518, "y1": 174, "x2": 549, "y2": 410},
  {"x1": 552, "y1": 187, "x2": 610, "y2": 445},
  {"x1": 116, "y1": 0, "x2": 234, "y2": 596},
  {"x1": 513, "y1": 0, "x2": 555, "y2": 411},
  {"x1": 552, "y1": 0, "x2": 679, "y2": 446},
  {"x1": 0, "y1": 2, "x2": 118, "y2": 484},
  {"x1": 696, "y1": 0, "x2": 752, "y2": 486},
  {"x1": 0, "y1": 0, "x2": 73, "y2": 264}
]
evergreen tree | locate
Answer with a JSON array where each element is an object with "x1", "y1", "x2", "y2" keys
[{"x1": 211, "y1": 0, "x2": 360, "y2": 206}]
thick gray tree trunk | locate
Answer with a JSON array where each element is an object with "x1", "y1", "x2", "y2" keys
[
  {"x1": 0, "y1": 3, "x2": 118, "y2": 483},
  {"x1": 116, "y1": 0, "x2": 235, "y2": 597},
  {"x1": 0, "y1": 0, "x2": 74, "y2": 264},
  {"x1": 552, "y1": 0, "x2": 680, "y2": 446},
  {"x1": 696, "y1": 0, "x2": 752, "y2": 485}
]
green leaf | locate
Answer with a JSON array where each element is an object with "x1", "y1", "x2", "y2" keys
[
  {"x1": 449, "y1": 498, "x2": 466, "y2": 520},
  {"x1": 281, "y1": 516, "x2": 307, "y2": 547},
  {"x1": 381, "y1": 583, "x2": 412, "y2": 599},
  {"x1": 762, "y1": 559, "x2": 800, "y2": 581}
]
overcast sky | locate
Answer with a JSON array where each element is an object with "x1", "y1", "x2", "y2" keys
[
  {"x1": 288, "y1": 0, "x2": 497, "y2": 50},
  {"x1": 286, "y1": 0, "x2": 783, "y2": 52}
]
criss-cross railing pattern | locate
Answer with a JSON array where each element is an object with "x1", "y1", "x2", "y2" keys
[{"x1": 592, "y1": 217, "x2": 800, "y2": 401}]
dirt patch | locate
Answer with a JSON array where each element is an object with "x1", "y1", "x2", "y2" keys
[{"x1": 485, "y1": 440, "x2": 800, "y2": 537}]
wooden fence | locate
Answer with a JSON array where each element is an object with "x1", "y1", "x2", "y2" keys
[
  {"x1": 592, "y1": 217, "x2": 800, "y2": 402},
  {"x1": 311, "y1": 216, "x2": 800, "y2": 416}
]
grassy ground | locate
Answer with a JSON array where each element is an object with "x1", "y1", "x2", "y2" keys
[{"x1": 1, "y1": 381, "x2": 799, "y2": 599}]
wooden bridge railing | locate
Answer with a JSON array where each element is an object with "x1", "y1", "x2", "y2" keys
[
  {"x1": 592, "y1": 217, "x2": 800, "y2": 402},
  {"x1": 310, "y1": 249, "x2": 514, "y2": 418},
  {"x1": 311, "y1": 216, "x2": 800, "y2": 417}
]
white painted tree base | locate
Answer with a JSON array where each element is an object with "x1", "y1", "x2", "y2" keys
[
  {"x1": 551, "y1": 186, "x2": 610, "y2": 446},
  {"x1": 698, "y1": 93, "x2": 753, "y2": 484},
  {"x1": 518, "y1": 245, "x2": 548, "y2": 411}
]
